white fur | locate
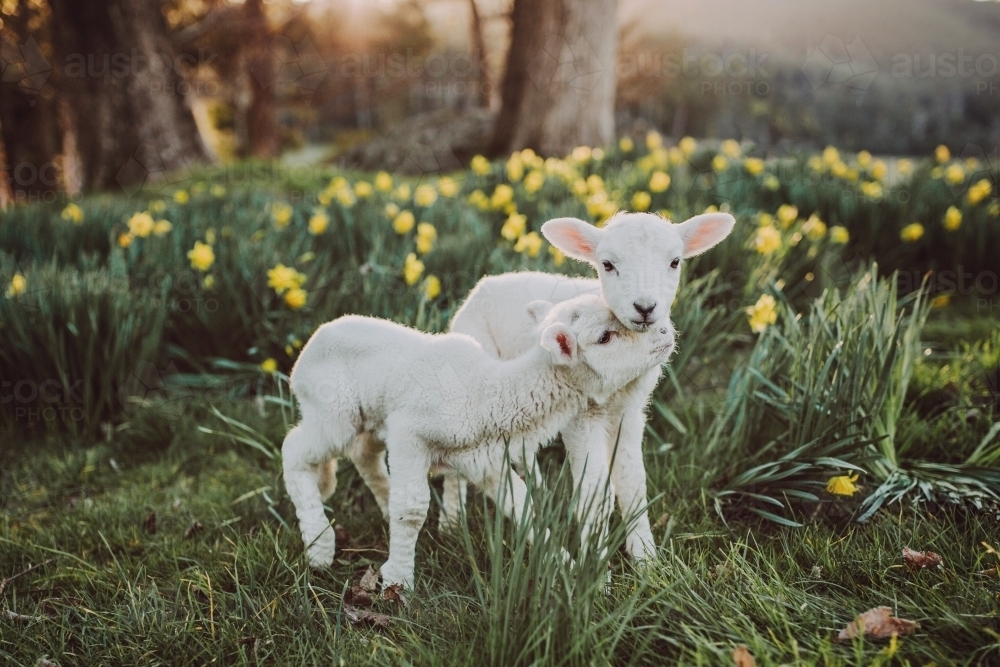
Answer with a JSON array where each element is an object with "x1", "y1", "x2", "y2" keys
[
  {"x1": 444, "y1": 211, "x2": 735, "y2": 558},
  {"x1": 282, "y1": 294, "x2": 675, "y2": 588}
]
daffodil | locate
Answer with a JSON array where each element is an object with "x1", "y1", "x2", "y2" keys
[
  {"x1": 153, "y1": 219, "x2": 172, "y2": 236},
  {"x1": 720, "y1": 139, "x2": 741, "y2": 159},
  {"x1": 802, "y1": 214, "x2": 827, "y2": 240},
  {"x1": 746, "y1": 293, "x2": 778, "y2": 333},
  {"x1": 712, "y1": 155, "x2": 729, "y2": 172},
  {"x1": 753, "y1": 225, "x2": 782, "y2": 255},
  {"x1": 490, "y1": 184, "x2": 514, "y2": 209},
  {"x1": 776, "y1": 204, "x2": 798, "y2": 228},
  {"x1": 506, "y1": 154, "x2": 524, "y2": 182},
  {"x1": 118, "y1": 233, "x2": 134, "y2": 248},
  {"x1": 514, "y1": 231, "x2": 543, "y2": 257},
  {"x1": 822, "y1": 145, "x2": 840, "y2": 166},
  {"x1": 467, "y1": 189, "x2": 488, "y2": 210},
  {"x1": 260, "y1": 358, "x2": 278, "y2": 374},
  {"x1": 967, "y1": 178, "x2": 993, "y2": 206},
  {"x1": 205, "y1": 228, "x2": 216, "y2": 245},
  {"x1": 524, "y1": 170, "x2": 545, "y2": 194},
  {"x1": 187, "y1": 241, "x2": 215, "y2": 271},
  {"x1": 309, "y1": 210, "x2": 329, "y2": 235},
  {"x1": 416, "y1": 222, "x2": 437, "y2": 254},
  {"x1": 679, "y1": 136, "x2": 697, "y2": 156},
  {"x1": 945, "y1": 163, "x2": 965, "y2": 185},
  {"x1": 174, "y1": 190, "x2": 189, "y2": 204},
  {"x1": 896, "y1": 159, "x2": 913, "y2": 176},
  {"x1": 271, "y1": 202, "x2": 293, "y2": 229},
  {"x1": 6, "y1": 272, "x2": 26, "y2": 297},
  {"x1": 826, "y1": 472, "x2": 859, "y2": 496},
  {"x1": 646, "y1": 131, "x2": 663, "y2": 151},
  {"x1": 931, "y1": 294, "x2": 950, "y2": 308},
  {"x1": 404, "y1": 253, "x2": 424, "y2": 285},
  {"x1": 571, "y1": 146, "x2": 592, "y2": 163},
  {"x1": 619, "y1": 136, "x2": 634, "y2": 152},
  {"x1": 935, "y1": 144, "x2": 950, "y2": 163},
  {"x1": 631, "y1": 191, "x2": 651, "y2": 211},
  {"x1": 830, "y1": 226, "x2": 849, "y2": 244},
  {"x1": 860, "y1": 181, "x2": 883, "y2": 199},
  {"x1": 414, "y1": 184, "x2": 438, "y2": 207},
  {"x1": 470, "y1": 155, "x2": 491, "y2": 175},
  {"x1": 649, "y1": 171, "x2": 671, "y2": 193},
  {"x1": 384, "y1": 202, "x2": 400, "y2": 219},
  {"x1": 943, "y1": 206, "x2": 962, "y2": 231},
  {"x1": 870, "y1": 160, "x2": 887, "y2": 181},
  {"x1": 202, "y1": 275, "x2": 215, "y2": 289},
  {"x1": 856, "y1": 150, "x2": 872, "y2": 168},
  {"x1": 267, "y1": 264, "x2": 306, "y2": 294},
  {"x1": 127, "y1": 211, "x2": 155, "y2": 238},
  {"x1": 374, "y1": 171, "x2": 393, "y2": 191},
  {"x1": 150, "y1": 199, "x2": 167, "y2": 213},
  {"x1": 501, "y1": 213, "x2": 527, "y2": 241},
  {"x1": 61, "y1": 203, "x2": 83, "y2": 224},
  {"x1": 437, "y1": 176, "x2": 459, "y2": 197},
  {"x1": 549, "y1": 245, "x2": 565, "y2": 266},
  {"x1": 284, "y1": 287, "x2": 307, "y2": 310},
  {"x1": 390, "y1": 210, "x2": 414, "y2": 235},
  {"x1": 744, "y1": 157, "x2": 765, "y2": 175},
  {"x1": 211, "y1": 184, "x2": 226, "y2": 198},
  {"x1": 900, "y1": 222, "x2": 924, "y2": 242},
  {"x1": 763, "y1": 174, "x2": 780, "y2": 191},
  {"x1": 354, "y1": 181, "x2": 373, "y2": 198},
  {"x1": 423, "y1": 275, "x2": 441, "y2": 300},
  {"x1": 393, "y1": 183, "x2": 411, "y2": 201}
]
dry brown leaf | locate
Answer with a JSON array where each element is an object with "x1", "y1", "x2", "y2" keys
[
  {"x1": 732, "y1": 644, "x2": 756, "y2": 667},
  {"x1": 144, "y1": 511, "x2": 157, "y2": 535},
  {"x1": 382, "y1": 583, "x2": 408, "y2": 607},
  {"x1": 359, "y1": 565, "x2": 380, "y2": 592},
  {"x1": 184, "y1": 521, "x2": 204, "y2": 539},
  {"x1": 837, "y1": 606, "x2": 919, "y2": 642},
  {"x1": 903, "y1": 546, "x2": 942, "y2": 569},
  {"x1": 652, "y1": 513, "x2": 670, "y2": 531},
  {"x1": 345, "y1": 585, "x2": 373, "y2": 608},
  {"x1": 343, "y1": 603, "x2": 391, "y2": 629}
]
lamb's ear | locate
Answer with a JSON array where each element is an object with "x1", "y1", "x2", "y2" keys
[
  {"x1": 540, "y1": 323, "x2": 577, "y2": 365},
  {"x1": 675, "y1": 213, "x2": 736, "y2": 258},
  {"x1": 526, "y1": 300, "x2": 554, "y2": 324},
  {"x1": 541, "y1": 217, "x2": 603, "y2": 264}
]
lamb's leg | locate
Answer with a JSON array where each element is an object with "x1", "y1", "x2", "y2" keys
[
  {"x1": 317, "y1": 458, "x2": 338, "y2": 500},
  {"x1": 350, "y1": 432, "x2": 390, "y2": 520},
  {"x1": 609, "y1": 404, "x2": 656, "y2": 560},
  {"x1": 438, "y1": 473, "x2": 467, "y2": 531},
  {"x1": 381, "y1": 441, "x2": 432, "y2": 590},
  {"x1": 282, "y1": 423, "x2": 339, "y2": 568},
  {"x1": 561, "y1": 412, "x2": 617, "y2": 560}
]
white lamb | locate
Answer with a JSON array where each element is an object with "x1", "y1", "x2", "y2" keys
[
  {"x1": 282, "y1": 294, "x2": 675, "y2": 589},
  {"x1": 441, "y1": 211, "x2": 736, "y2": 559}
]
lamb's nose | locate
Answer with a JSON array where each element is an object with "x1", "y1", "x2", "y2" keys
[{"x1": 633, "y1": 302, "x2": 656, "y2": 319}]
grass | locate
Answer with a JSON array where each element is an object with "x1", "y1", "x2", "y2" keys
[
  {"x1": 2, "y1": 400, "x2": 999, "y2": 665},
  {"x1": 2, "y1": 140, "x2": 999, "y2": 664}
]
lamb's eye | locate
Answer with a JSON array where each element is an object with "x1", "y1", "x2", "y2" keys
[
  {"x1": 670, "y1": 258, "x2": 681, "y2": 269},
  {"x1": 597, "y1": 331, "x2": 613, "y2": 345},
  {"x1": 602, "y1": 261, "x2": 616, "y2": 273}
]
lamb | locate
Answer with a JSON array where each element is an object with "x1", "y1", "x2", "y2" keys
[
  {"x1": 281, "y1": 294, "x2": 676, "y2": 589},
  {"x1": 441, "y1": 211, "x2": 736, "y2": 559},
  {"x1": 282, "y1": 296, "x2": 674, "y2": 587}
]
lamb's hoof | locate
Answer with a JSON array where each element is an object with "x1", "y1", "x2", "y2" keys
[
  {"x1": 306, "y1": 536, "x2": 337, "y2": 568},
  {"x1": 379, "y1": 563, "x2": 414, "y2": 591}
]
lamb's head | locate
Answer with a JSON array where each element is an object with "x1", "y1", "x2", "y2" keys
[
  {"x1": 528, "y1": 294, "x2": 675, "y2": 403},
  {"x1": 541, "y1": 212, "x2": 735, "y2": 332}
]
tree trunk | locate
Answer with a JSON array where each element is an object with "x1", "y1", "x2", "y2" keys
[
  {"x1": 489, "y1": 0, "x2": 618, "y2": 157},
  {"x1": 47, "y1": 0, "x2": 209, "y2": 192},
  {"x1": 468, "y1": 0, "x2": 490, "y2": 108},
  {"x1": 0, "y1": 129, "x2": 11, "y2": 209},
  {"x1": 242, "y1": 0, "x2": 280, "y2": 158}
]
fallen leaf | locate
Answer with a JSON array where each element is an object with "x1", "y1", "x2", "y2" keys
[
  {"x1": 36, "y1": 659, "x2": 58, "y2": 667},
  {"x1": 184, "y1": 521, "x2": 204, "y2": 539},
  {"x1": 343, "y1": 603, "x2": 391, "y2": 628},
  {"x1": 810, "y1": 565, "x2": 824, "y2": 578},
  {"x1": 345, "y1": 585, "x2": 373, "y2": 608},
  {"x1": 359, "y1": 565, "x2": 380, "y2": 592},
  {"x1": 652, "y1": 513, "x2": 670, "y2": 531},
  {"x1": 382, "y1": 583, "x2": 408, "y2": 607},
  {"x1": 144, "y1": 511, "x2": 157, "y2": 535},
  {"x1": 732, "y1": 644, "x2": 756, "y2": 667},
  {"x1": 903, "y1": 547, "x2": 942, "y2": 569},
  {"x1": 837, "y1": 606, "x2": 918, "y2": 642}
]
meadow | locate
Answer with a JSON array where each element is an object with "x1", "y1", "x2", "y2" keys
[{"x1": 1, "y1": 135, "x2": 999, "y2": 665}]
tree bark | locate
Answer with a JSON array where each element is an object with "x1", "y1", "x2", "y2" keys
[
  {"x1": 489, "y1": 0, "x2": 618, "y2": 157},
  {"x1": 468, "y1": 0, "x2": 490, "y2": 109},
  {"x1": 47, "y1": 0, "x2": 209, "y2": 192},
  {"x1": 242, "y1": 0, "x2": 280, "y2": 158}
]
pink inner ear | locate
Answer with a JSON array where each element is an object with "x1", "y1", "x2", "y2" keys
[
  {"x1": 561, "y1": 228, "x2": 595, "y2": 255},
  {"x1": 684, "y1": 221, "x2": 724, "y2": 254},
  {"x1": 556, "y1": 333, "x2": 572, "y2": 356}
]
